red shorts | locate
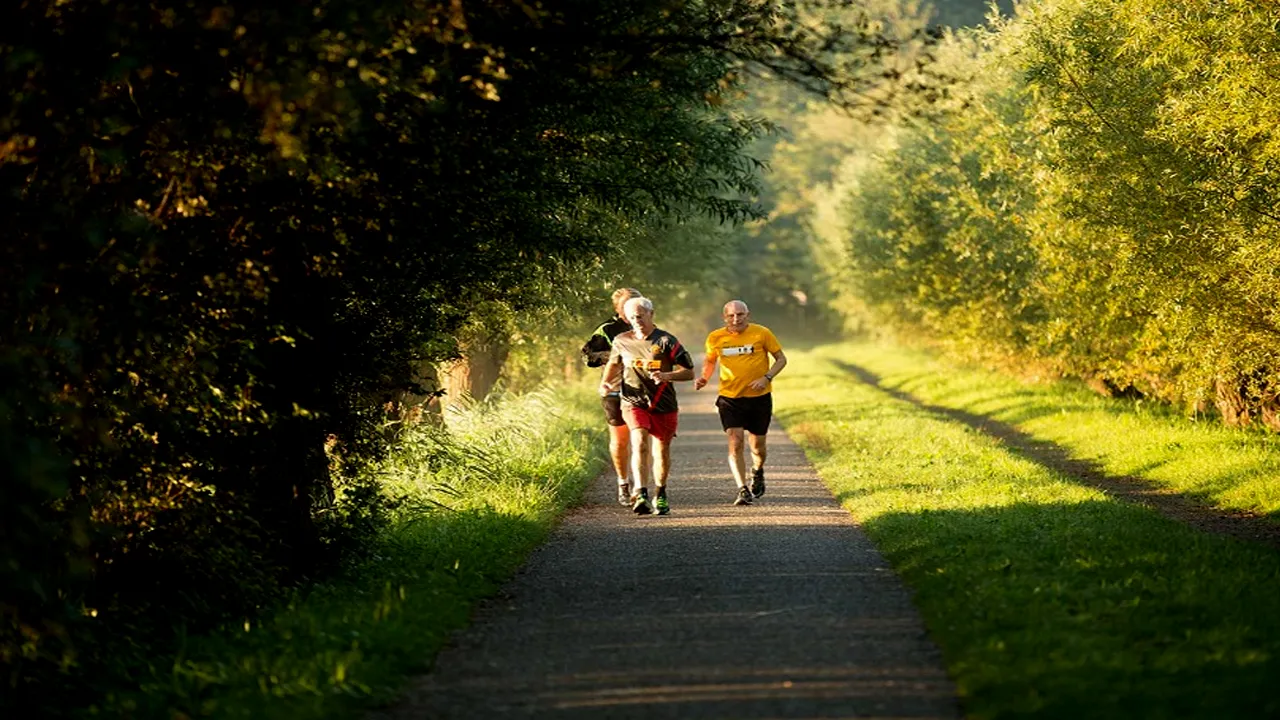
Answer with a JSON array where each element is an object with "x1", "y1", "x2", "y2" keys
[{"x1": 622, "y1": 405, "x2": 679, "y2": 443}]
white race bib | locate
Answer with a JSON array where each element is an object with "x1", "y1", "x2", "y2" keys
[{"x1": 721, "y1": 344, "x2": 755, "y2": 357}]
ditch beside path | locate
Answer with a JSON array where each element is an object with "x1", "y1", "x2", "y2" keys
[{"x1": 374, "y1": 382, "x2": 960, "y2": 719}]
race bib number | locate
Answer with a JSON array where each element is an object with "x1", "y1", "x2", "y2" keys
[
  {"x1": 630, "y1": 359, "x2": 663, "y2": 371},
  {"x1": 721, "y1": 344, "x2": 755, "y2": 357}
]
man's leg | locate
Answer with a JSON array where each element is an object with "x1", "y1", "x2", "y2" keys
[
  {"x1": 654, "y1": 437, "x2": 672, "y2": 489},
  {"x1": 747, "y1": 432, "x2": 768, "y2": 473},
  {"x1": 604, "y1": 395, "x2": 631, "y2": 504},
  {"x1": 726, "y1": 427, "x2": 748, "y2": 487},
  {"x1": 648, "y1": 413, "x2": 677, "y2": 515},
  {"x1": 651, "y1": 436, "x2": 672, "y2": 514},
  {"x1": 717, "y1": 396, "x2": 753, "y2": 505},
  {"x1": 748, "y1": 432, "x2": 768, "y2": 497},
  {"x1": 610, "y1": 424, "x2": 631, "y2": 479},
  {"x1": 609, "y1": 423, "x2": 631, "y2": 503},
  {"x1": 629, "y1": 426, "x2": 653, "y2": 513},
  {"x1": 726, "y1": 427, "x2": 754, "y2": 505},
  {"x1": 745, "y1": 394, "x2": 773, "y2": 498}
]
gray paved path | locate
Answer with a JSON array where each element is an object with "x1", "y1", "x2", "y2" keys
[{"x1": 375, "y1": 382, "x2": 960, "y2": 719}]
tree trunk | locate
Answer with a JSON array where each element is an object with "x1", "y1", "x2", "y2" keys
[
  {"x1": 444, "y1": 334, "x2": 509, "y2": 408},
  {"x1": 1215, "y1": 373, "x2": 1280, "y2": 432}
]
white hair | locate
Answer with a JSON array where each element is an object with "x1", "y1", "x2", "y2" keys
[{"x1": 624, "y1": 296, "x2": 654, "y2": 314}]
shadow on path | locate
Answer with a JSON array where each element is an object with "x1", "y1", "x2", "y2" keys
[{"x1": 834, "y1": 360, "x2": 1280, "y2": 551}]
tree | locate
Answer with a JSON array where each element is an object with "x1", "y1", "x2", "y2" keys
[{"x1": 2, "y1": 0, "x2": 922, "y2": 707}]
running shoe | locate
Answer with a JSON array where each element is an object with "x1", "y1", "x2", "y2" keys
[
  {"x1": 632, "y1": 488, "x2": 652, "y2": 515},
  {"x1": 617, "y1": 482, "x2": 631, "y2": 507},
  {"x1": 654, "y1": 493, "x2": 670, "y2": 515},
  {"x1": 750, "y1": 467, "x2": 766, "y2": 498},
  {"x1": 733, "y1": 486, "x2": 753, "y2": 506}
]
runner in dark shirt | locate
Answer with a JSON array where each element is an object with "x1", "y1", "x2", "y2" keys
[
  {"x1": 581, "y1": 315, "x2": 632, "y2": 368},
  {"x1": 581, "y1": 288, "x2": 641, "y2": 505}
]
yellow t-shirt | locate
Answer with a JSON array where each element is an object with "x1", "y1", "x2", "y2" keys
[{"x1": 704, "y1": 324, "x2": 782, "y2": 399}]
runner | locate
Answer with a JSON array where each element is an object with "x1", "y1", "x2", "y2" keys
[
  {"x1": 694, "y1": 300, "x2": 787, "y2": 506},
  {"x1": 600, "y1": 297, "x2": 694, "y2": 515},
  {"x1": 581, "y1": 287, "x2": 642, "y2": 505}
]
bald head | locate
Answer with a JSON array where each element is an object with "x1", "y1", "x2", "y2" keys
[{"x1": 722, "y1": 300, "x2": 749, "y2": 333}]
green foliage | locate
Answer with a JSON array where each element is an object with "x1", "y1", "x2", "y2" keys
[
  {"x1": 1013, "y1": 0, "x2": 1280, "y2": 414},
  {"x1": 813, "y1": 0, "x2": 1280, "y2": 428},
  {"x1": 91, "y1": 385, "x2": 603, "y2": 719},
  {"x1": 0, "y1": 0, "x2": 912, "y2": 709},
  {"x1": 715, "y1": 0, "x2": 1014, "y2": 337}
]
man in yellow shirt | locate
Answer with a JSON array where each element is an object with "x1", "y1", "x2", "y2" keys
[{"x1": 694, "y1": 300, "x2": 787, "y2": 506}]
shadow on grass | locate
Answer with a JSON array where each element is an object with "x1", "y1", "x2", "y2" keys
[
  {"x1": 877, "y1": 365, "x2": 1204, "y2": 431},
  {"x1": 862, "y1": 500, "x2": 1280, "y2": 719},
  {"x1": 833, "y1": 360, "x2": 1280, "y2": 550}
]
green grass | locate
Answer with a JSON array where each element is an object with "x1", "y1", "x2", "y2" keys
[
  {"x1": 90, "y1": 385, "x2": 606, "y2": 719},
  {"x1": 774, "y1": 341, "x2": 1280, "y2": 719},
  {"x1": 828, "y1": 342, "x2": 1280, "y2": 517}
]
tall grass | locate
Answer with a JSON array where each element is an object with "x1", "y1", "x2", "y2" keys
[
  {"x1": 774, "y1": 341, "x2": 1280, "y2": 719},
  {"x1": 89, "y1": 385, "x2": 605, "y2": 719}
]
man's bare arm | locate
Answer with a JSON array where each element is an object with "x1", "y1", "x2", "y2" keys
[
  {"x1": 694, "y1": 356, "x2": 717, "y2": 390},
  {"x1": 747, "y1": 348, "x2": 787, "y2": 391},
  {"x1": 599, "y1": 356, "x2": 622, "y2": 395},
  {"x1": 654, "y1": 365, "x2": 694, "y2": 383},
  {"x1": 766, "y1": 349, "x2": 787, "y2": 379}
]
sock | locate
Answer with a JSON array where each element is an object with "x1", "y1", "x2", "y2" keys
[{"x1": 656, "y1": 487, "x2": 667, "y2": 498}]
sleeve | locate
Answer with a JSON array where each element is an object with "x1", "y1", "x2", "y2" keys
[
  {"x1": 763, "y1": 328, "x2": 782, "y2": 355},
  {"x1": 580, "y1": 324, "x2": 612, "y2": 367},
  {"x1": 704, "y1": 332, "x2": 719, "y2": 361},
  {"x1": 607, "y1": 339, "x2": 623, "y2": 365},
  {"x1": 670, "y1": 337, "x2": 694, "y2": 370}
]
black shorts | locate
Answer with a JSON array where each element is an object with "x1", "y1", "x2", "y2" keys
[
  {"x1": 715, "y1": 393, "x2": 773, "y2": 436},
  {"x1": 601, "y1": 394, "x2": 626, "y2": 427}
]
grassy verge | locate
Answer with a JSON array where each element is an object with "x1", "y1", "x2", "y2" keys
[
  {"x1": 773, "y1": 341, "x2": 1280, "y2": 719},
  {"x1": 825, "y1": 342, "x2": 1280, "y2": 517},
  {"x1": 91, "y1": 385, "x2": 606, "y2": 719}
]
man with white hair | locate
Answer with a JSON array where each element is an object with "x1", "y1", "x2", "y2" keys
[
  {"x1": 695, "y1": 300, "x2": 787, "y2": 506},
  {"x1": 600, "y1": 296, "x2": 694, "y2": 515}
]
